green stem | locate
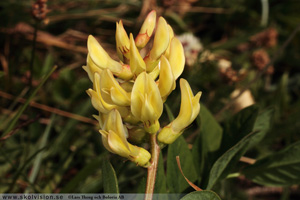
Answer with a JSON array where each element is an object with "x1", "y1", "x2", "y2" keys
[
  {"x1": 2, "y1": 66, "x2": 57, "y2": 137},
  {"x1": 29, "y1": 21, "x2": 39, "y2": 89},
  {"x1": 226, "y1": 172, "x2": 240, "y2": 179},
  {"x1": 144, "y1": 133, "x2": 160, "y2": 200}
]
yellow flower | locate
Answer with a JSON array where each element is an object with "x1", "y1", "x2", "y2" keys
[
  {"x1": 99, "y1": 69, "x2": 131, "y2": 106},
  {"x1": 131, "y1": 72, "x2": 163, "y2": 134},
  {"x1": 86, "y1": 72, "x2": 129, "y2": 116},
  {"x1": 145, "y1": 17, "x2": 170, "y2": 72},
  {"x1": 88, "y1": 35, "x2": 133, "y2": 80},
  {"x1": 99, "y1": 109, "x2": 151, "y2": 167},
  {"x1": 116, "y1": 20, "x2": 130, "y2": 61},
  {"x1": 135, "y1": 10, "x2": 156, "y2": 49},
  {"x1": 158, "y1": 79, "x2": 202, "y2": 144}
]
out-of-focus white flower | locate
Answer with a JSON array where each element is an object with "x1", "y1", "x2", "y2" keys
[
  {"x1": 218, "y1": 59, "x2": 232, "y2": 72},
  {"x1": 177, "y1": 33, "x2": 203, "y2": 66},
  {"x1": 231, "y1": 89, "x2": 255, "y2": 113}
]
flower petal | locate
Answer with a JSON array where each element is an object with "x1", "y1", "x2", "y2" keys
[
  {"x1": 168, "y1": 37, "x2": 185, "y2": 79},
  {"x1": 158, "y1": 55, "x2": 175, "y2": 100},
  {"x1": 108, "y1": 130, "x2": 131, "y2": 158},
  {"x1": 129, "y1": 33, "x2": 146, "y2": 77}
]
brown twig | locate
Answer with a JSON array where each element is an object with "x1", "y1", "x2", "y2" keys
[
  {"x1": 172, "y1": 6, "x2": 232, "y2": 14},
  {"x1": 215, "y1": 22, "x2": 300, "y2": 119},
  {"x1": 0, "y1": 23, "x2": 87, "y2": 54},
  {"x1": 0, "y1": 53, "x2": 9, "y2": 90},
  {"x1": 48, "y1": 6, "x2": 133, "y2": 26},
  {"x1": 246, "y1": 185, "x2": 300, "y2": 197},
  {"x1": 0, "y1": 90, "x2": 97, "y2": 125},
  {"x1": 176, "y1": 156, "x2": 202, "y2": 191},
  {"x1": 240, "y1": 156, "x2": 256, "y2": 165},
  {"x1": 1, "y1": 107, "x2": 50, "y2": 125}
]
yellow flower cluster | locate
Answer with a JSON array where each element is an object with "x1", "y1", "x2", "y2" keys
[{"x1": 83, "y1": 11, "x2": 201, "y2": 167}]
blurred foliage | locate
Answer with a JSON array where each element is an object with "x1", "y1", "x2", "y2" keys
[{"x1": 1, "y1": 0, "x2": 300, "y2": 199}]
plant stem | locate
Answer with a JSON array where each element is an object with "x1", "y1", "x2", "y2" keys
[
  {"x1": 29, "y1": 21, "x2": 39, "y2": 89},
  {"x1": 144, "y1": 133, "x2": 160, "y2": 200}
]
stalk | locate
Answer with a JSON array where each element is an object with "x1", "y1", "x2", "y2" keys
[
  {"x1": 29, "y1": 21, "x2": 39, "y2": 89},
  {"x1": 144, "y1": 133, "x2": 160, "y2": 200}
]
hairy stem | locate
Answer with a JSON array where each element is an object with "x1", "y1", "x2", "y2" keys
[{"x1": 144, "y1": 133, "x2": 160, "y2": 200}]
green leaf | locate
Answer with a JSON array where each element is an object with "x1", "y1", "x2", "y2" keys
[
  {"x1": 199, "y1": 104, "x2": 223, "y2": 152},
  {"x1": 136, "y1": 176, "x2": 146, "y2": 193},
  {"x1": 102, "y1": 160, "x2": 119, "y2": 194},
  {"x1": 154, "y1": 154, "x2": 167, "y2": 193},
  {"x1": 167, "y1": 136, "x2": 197, "y2": 193},
  {"x1": 192, "y1": 104, "x2": 223, "y2": 186},
  {"x1": 181, "y1": 191, "x2": 221, "y2": 200},
  {"x1": 242, "y1": 141, "x2": 300, "y2": 186},
  {"x1": 25, "y1": 114, "x2": 55, "y2": 192},
  {"x1": 60, "y1": 155, "x2": 104, "y2": 193},
  {"x1": 206, "y1": 131, "x2": 259, "y2": 190},
  {"x1": 248, "y1": 108, "x2": 274, "y2": 149},
  {"x1": 164, "y1": 103, "x2": 175, "y2": 121},
  {"x1": 221, "y1": 106, "x2": 259, "y2": 152},
  {"x1": 203, "y1": 106, "x2": 273, "y2": 189},
  {"x1": 192, "y1": 104, "x2": 223, "y2": 167}
]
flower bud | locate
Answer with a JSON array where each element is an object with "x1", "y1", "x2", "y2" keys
[
  {"x1": 116, "y1": 20, "x2": 130, "y2": 61},
  {"x1": 127, "y1": 126, "x2": 148, "y2": 144},
  {"x1": 158, "y1": 79, "x2": 201, "y2": 144},
  {"x1": 135, "y1": 10, "x2": 156, "y2": 49},
  {"x1": 145, "y1": 17, "x2": 170, "y2": 72}
]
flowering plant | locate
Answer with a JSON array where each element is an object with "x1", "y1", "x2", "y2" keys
[{"x1": 84, "y1": 10, "x2": 201, "y2": 197}]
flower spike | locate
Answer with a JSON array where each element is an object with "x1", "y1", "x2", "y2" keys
[{"x1": 84, "y1": 10, "x2": 202, "y2": 167}]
